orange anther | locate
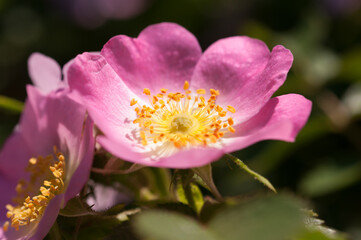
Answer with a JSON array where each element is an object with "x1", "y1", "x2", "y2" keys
[
  {"x1": 152, "y1": 96, "x2": 158, "y2": 104},
  {"x1": 3, "y1": 221, "x2": 9, "y2": 232},
  {"x1": 29, "y1": 158, "x2": 37, "y2": 165},
  {"x1": 219, "y1": 111, "x2": 227, "y2": 117},
  {"x1": 143, "y1": 88, "x2": 151, "y2": 95},
  {"x1": 130, "y1": 99, "x2": 138, "y2": 106},
  {"x1": 227, "y1": 105, "x2": 236, "y2": 113},
  {"x1": 184, "y1": 81, "x2": 190, "y2": 90},
  {"x1": 228, "y1": 126, "x2": 236, "y2": 133},
  {"x1": 197, "y1": 89, "x2": 206, "y2": 94},
  {"x1": 210, "y1": 89, "x2": 220, "y2": 96}
]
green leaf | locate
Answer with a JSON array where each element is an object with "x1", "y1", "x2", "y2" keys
[
  {"x1": 187, "y1": 183, "x2": 204, "y2": 214},
  {"x1": 226, "y1": 154, "x2": 276, "y2": 192},
  {"x1": 209, "y1": 194, "x2": 305, "y2": 240},
  {"x1": 302, "y1": 209, "x2": 345, "y2": 240},
  {"x1": 0, "y1": 95, "x2": 23, "y2": 113},
  {"x1": 175, "y1": 178, "x2": 188, "y2": 205},
  {"x1": 299, "y1": 161, "x2": 361, "y2": 197},
  {"x1": 192, "y1": 164, "x2": 223, "y2": 201},
  {"x1": 133, "y1": 210, "x2": 219, "y2": 240},
  {"x1": 199, "y1": 199, "x2": 226, "y2": 223},
  {"x1": 296, "y1": 230, "x2": 346, "y2": 240},
  {"x1": 174, "y1": 170, "x2": 205, "y2": 214},
  {"x1": 59, "y1": 197, "x2": 96, "y2": 217},
  {"x1": 133, "y1": 195, "x2": 308, "y2": 240}
]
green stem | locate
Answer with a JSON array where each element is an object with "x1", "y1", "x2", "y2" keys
[
  {"x1": 150, "y1": 168, "x2": 172, "y2": 199},
  {"x1": 0, "y1": 95, "x2": 23, "y2": 113},
  {"x1": 227, "y1": 154, "x2": 276, "y2": 193}
]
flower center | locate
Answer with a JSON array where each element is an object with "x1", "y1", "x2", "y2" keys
[
  {"x1": 130, "y1": 81, "x2": 236, "y2": 149},
  {"x1": 170, "y1": 114, "x2": 194, "y2": 133},
  {"x1": 2, "y1": 147, "x2": 65, "y2": 232}
]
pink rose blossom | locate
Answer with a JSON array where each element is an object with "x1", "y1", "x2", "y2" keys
[
  {"x1": 28, "y1": 52, "x2": 74, "y2": 94},
  {"x1": 0, "y1": 85, "x2": 94, "y2": 239},
  {"x1": 86, "y1": 181, "x2": 132, "y2": 212},
  {"x1": 68, "y1": 22, "x2": 312, "y2": 169}
]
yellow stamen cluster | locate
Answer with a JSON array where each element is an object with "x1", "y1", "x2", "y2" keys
[
  {"x1": 3, "y1": 147, "x2": 65, "y2": 232},
  {"x1": 131, "y1": 81, "x2": 236, "y2": 149}
]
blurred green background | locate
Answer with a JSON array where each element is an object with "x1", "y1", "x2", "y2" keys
[{"x1": 1, "y1": 0, "x2": 361, "y2": 239}]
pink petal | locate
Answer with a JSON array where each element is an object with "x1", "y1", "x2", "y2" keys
[
  {"x1": 63, "y1": 117, "x2": 95, "y2": 204},
  {"x1": 0, "y1": 84, "x2": 93, "y2": 239},
  {"x1": 22, "y1": 86, "x2": 87, "y2": 156},
  {"x1": 98, "y1": 136, "x2": 225, "y2": 168},
  {"x1": 19, "y1": 86, "x2": 60, "y2": 155},
  {"x1": 61, "y1": 58, "x2": 74, "y2": 88},
  {"x1": 68, "y1": 52, "x2": 140, "y2": 146},
  {"x1": 101, "y1": 22, "x2": 202, "y2": 100},
  {"x1": 223, "y1": 94, "x2": 312, "y2": 153},
  {"x1": 22, "y1": 86, "x2": 95, "y2": 204},
  {"x1": 0, "y1": 178, "x2": 16, "y2": 222},
  {"x1": 191, "y1": 37, "x2": 293, "y2": 123},
  {"x1": 0, "y1": 131, "x2": 32, "y2": 182},
  {"x1": 62, "y1": 52, "x2": 99, "y2": 88},
  {"x1": 0, "y1": 179, "x2": 61, "y2": 240},
  {"x1": 29, "y1": 194, "x2": 63, "y2": 240},
  {"x1": 28, "y1": 53, "x2": 62, "y2": 94}
]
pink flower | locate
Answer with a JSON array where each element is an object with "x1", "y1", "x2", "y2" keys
[
  {"x1": 86, "y1": 181, "x2": 132, "y2": 212},
  {"x1": 0, "y1": 86, "x2": 94, "y2": 239},
  {"x1": 28, "y1": 52, "x2": 73, "y2": 94},
  {"x1": 49, "y1": 0, "x2": 149, "y2": 29},
  {"x1": 68, "y1": 22, "x2": 312, "y2": 169}
]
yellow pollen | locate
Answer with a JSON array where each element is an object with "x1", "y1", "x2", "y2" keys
[
  {"x1": 2, "y1": 147, "x2": 66, "y2": 232},
  {"x1": 130, "y1": 82, "x2": 236, "y2": 149}
]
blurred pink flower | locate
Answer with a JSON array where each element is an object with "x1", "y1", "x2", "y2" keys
[
  {"x1": 68, "y1": 22, "x2": 312, "y2": 169},
  {"x1": 321, "y1": 0, "x2": 361, "y2": 16},
  {"x1": 28, "y1": 52, "x2": 73, "y2": 94},
  {"x1": 86, "y1": 181, "x2": 132, "y2": 212},
  {"x1": 0, "y1": 85, "x2": 94, "y2": 239},
  {"x1": 49, "y1": 0, "x2": 150, "y2": 29}
]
